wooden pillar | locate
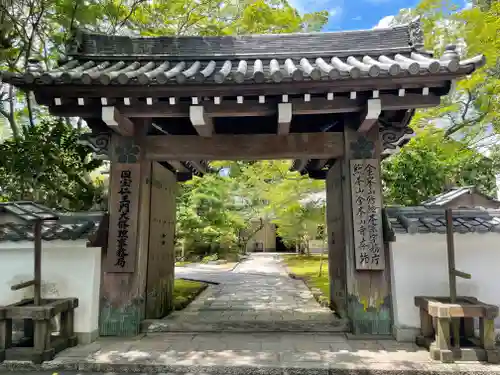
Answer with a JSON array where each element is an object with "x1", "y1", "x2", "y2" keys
[
  {"x1": 341, "y1": 125, "x2": 393, "y2": 336},
  {"x1": 99, "y1": 132, "x2": 152, "y2": 337},
  {"x1": 326, "y1": 161, "x2": 347, "y2": 317},
  {"x1": 145, "y1": 162, "x2": 177, "y2": 318}
]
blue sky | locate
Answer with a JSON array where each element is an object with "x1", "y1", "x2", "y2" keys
[{"x1": 289, "y1": 0, "x2": 419, "y2": 31}]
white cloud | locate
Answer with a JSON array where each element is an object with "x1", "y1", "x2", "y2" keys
[
  {"x1": 372, "y1": 8, "x2": 415, "y2": 29},
  {"x1": 289, "y1": 0, "x2": 343, "y2": 16},
  {"x1": 463, "y1": 0, "x2": 473, "y2": 9},
  {"x1": 288, "y1": 0, "x2": 306, "y2": 14},
  {"x1": 351, "y1": 16, "x2": 362, "y2": 21},
  {"x1": 373, "y1": 15, "x2": 395, "y2": 29},
  {"x1": 329, "y1": 6, "x2": 343, "y2": 20}
]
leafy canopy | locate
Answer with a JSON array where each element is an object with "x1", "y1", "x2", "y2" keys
[{"x1": 382, "y1": 126, "x2": 497, "y2": 206}]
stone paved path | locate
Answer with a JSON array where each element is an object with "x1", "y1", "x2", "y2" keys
[
  {"x1": 148, "y1": 253, "x2": 347, "y2": 332},
  {"x1": 3, "y1": 333, "x2": 500, "y2": 374},
  {"x1": 3, "y1": 254, "x2": 499, "y2": 374}
]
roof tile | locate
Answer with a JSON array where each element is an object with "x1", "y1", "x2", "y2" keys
[
  {"x1": 4, "y1": 53, "x2": 482, "y2": 87},
  {"x1": 1, "y1": 22, "x2": 485, "y2": 87},
  {"x1": 386, "y1": 206, "x2": 500, "y2": 234},
  {"x1": 70, "y1": 25, "x2": 419, "y2": 59},
  {"x1": 422, "y1": 186, "x2": 500, "y2": 207},
  {"x1": 0, "y1": 202, "x2": 104, "y2": 243}
]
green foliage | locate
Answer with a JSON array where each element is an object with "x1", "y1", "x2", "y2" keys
[
  {"x1": 129, "y1": 0, "x2": 327, "y2": 36},
  {"x1": 176, "y1": 161, "x2": 326, "y2": 258},
  {"x1": 382, "y1": 0, "x2": 500, "y2": 205},
  {"x1": 382, "y1": 126, "x2": 497, "y2": 206},
  {"x1": 0, "y1": 116, "x2": 104, "y2": 210},
  {"x1": 0, "y1": 0, "x2": 329, "y2": 213},
  {"x1": 173, "y1": 279, "x2": 207, "y2": 311},
  {"x1": 282, "y1": 254, "x2": 330, "y2": 306},
  {"x1": 176, "y1": 173, "x2": 245, "y2": 258},
  {"x1": 390, "y1": 0, "x2": 500, "y2": 146}
]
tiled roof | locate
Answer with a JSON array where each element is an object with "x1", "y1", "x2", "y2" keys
[
  {"x1": 0, "y1": 202, "x2": 104, "y2": 242},
  {"x1": 1, "y1": 21, "x2": 485, "y2": 87},
  {"x1": 385, "y1": 206, "x2": 500, "y2": 234},
  {"x1": 422, "y1": 186, "x2": 499, "y2": 207},
  {"x1": 70, "y1": 23, "x2": 422, "y2": 58},
  {"x1": 0, "y1": 201, "x2": 58, "y2": 222}
]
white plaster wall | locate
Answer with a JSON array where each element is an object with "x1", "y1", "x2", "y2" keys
[
  {"x1": 390, "y1": 234, "x2": 500, "y2": 341},
  {"x1": 0, "y1": 241, "x2": 101, "y2": 337}
]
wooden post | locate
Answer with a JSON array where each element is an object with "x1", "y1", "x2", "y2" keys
[
  {"x1": 445, "y1": 208, "x2": 472, "y2": 348},
  {"x1": 342, "y1": 126, "x2": 392, "y2": 335},
  {"x1": 326, "y1": 161, "x2": 347, "y2": 317},
  {"x1": 445, "y1": 209, "x2": 457, "y2": 304},
  {"x1": 99, "y1": 129, "x2": 153, "y2": 337},
  {"x1": 145, "y1": 162, "x2": 177, "y2": 318},
  {"x1": 445, "y1": 209, "x2": 460, "y2": 348},
  {"x1": 33, "y1": 220, "x2": 42, "y2": 306}
]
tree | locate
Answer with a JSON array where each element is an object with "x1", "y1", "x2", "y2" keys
[
  {"x1": 0, "y1": 0, "x2": 328, "y2": 138},
  {"x1": 382, "y1": 126, "x2": 497, "y2": 206},
  {"x1": 174, "y1": 160, "x2": 327, "y2": 258},
  {"x1": 176, "y1": 173, "x2": 246, "y2": 259},
  {"x1": 0, "y1": 0, "x2": 329, "y2": 211},
  {"x1": 273, "y1": 201, "x2": 324, "y2": 254},
  {"x1": 0, "y1": 116, "x2": 104, "y2": 210},
  {"x1": 388, "y1": 0, "x2": 500, "y2": 149},
  {"x1": 254, "y1": 161, "x2": 325, "y2": 251},
  {"x1": 216, "y1": 160, "x2": 325, "y2": 253}
]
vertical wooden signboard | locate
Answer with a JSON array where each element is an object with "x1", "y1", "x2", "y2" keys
[
  {"x1": 350, "y1": 159, "x2": 385, "y2": 271},
  {"x1": 105, "y1": 163, "x2": 141, "y2": 273}
]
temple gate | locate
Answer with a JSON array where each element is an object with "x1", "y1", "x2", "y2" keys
[{"x1": 1, "y1": 19, "x2": 484, "y2": 337}]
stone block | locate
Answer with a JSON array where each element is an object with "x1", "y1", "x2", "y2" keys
[{"x1": 393, "y1": 325, "x2": 420, "y2": 343}]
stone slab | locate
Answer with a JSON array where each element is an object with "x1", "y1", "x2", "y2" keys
[{"x1": 1, "y1": 333, "x2": 500, "y2": 374}]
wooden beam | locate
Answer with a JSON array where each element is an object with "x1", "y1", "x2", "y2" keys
[
  {"x1": 101, "y1": 106, "x2": 134, "y2": 136},
  {"x1": 278, "y1": 102, "x2": 292, "y2": 135},
  {"x1": 166, "y1": 160, "x2": 189, "y2": 172},
  {"x1": 186, "y1": 161, "x2": 208, "y2": 174},
  {"x1": 381, "y1": 94, "x2": 440, "y2": 110},
  {"x1": 189, "y1": 105, "x2": 213, "y2": 137},
  {"x1": 144, "y1": 132, "x2": 344, "y2": 161},
  {"x1": 358, "y1": 98, "x2": 382, "y2": 133},
  {"x1": 47, "y1": 94, "x2": 441, "y2": 119},
  {"x1": 290, "y1": 159, "x2": 309, "y2": 172}
]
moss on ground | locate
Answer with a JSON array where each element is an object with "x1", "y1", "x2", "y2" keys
[
  {"x1": 174, "y1": 260, "x2": 193, "y2": 267},
  {"x1": 282, "y1": 254, "x2": 331, "y2": 308},
  {"x1": 173, "y1": 279, "x2": 208, "y2": 311}
]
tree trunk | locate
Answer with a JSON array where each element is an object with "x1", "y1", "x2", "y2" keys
[{"x1": 5, "y1": 85, "x2": 20, "y2": 139}]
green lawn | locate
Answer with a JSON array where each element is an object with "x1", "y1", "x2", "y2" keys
[
  {"x1": 175, "y1": 260, "x2": 193, "y2": 267},
  {"x1": 173, "y1": 279, "x2": 208, "y2": 311},
  {"x1": 281, "y1": 254, "x2": 330, "y2": 308}
]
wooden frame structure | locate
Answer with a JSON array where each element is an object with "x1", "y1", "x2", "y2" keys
[
  {"x1": 0, "y1": 203, "x2": 78, "y2": 363},
  {"x1": 415, "y1": 209, "x2": 500, "y2": 363},
  {"x1": 1, "y1": 19, "x2": 485, "y2": 337}
]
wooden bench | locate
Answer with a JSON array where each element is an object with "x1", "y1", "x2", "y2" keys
[
  {"x1": 415, "y1": 296, "x2": 499, "y2": 363},
  {"x1": 0, "y1": 297, "x2": 78, "y2": 364}
]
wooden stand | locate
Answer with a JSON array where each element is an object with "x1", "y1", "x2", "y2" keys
[
  {"x1": 0, "y1": 218, "x2": 78, "y2": 364},
  {"x1": 0, "y1": 298, "x2": 78, "y2": 364},
  {"x1": 415, "y1": 296, "x2": 499, "y2": 363},
  {"x1": 415, "y1": 209, "x2": 500, "y2": 363}
]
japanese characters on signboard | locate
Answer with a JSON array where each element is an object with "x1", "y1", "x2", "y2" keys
[
  {"x1": 350, "y1": 159, "x2": 385, "y2": 270},
  {"x1": 105, "y1": 164, "x2": 140, "y2": 273}
]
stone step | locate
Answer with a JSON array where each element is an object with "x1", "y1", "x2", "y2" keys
[
  {"x1": 0, "y1": 361, "x2": 492, "y2": 375},
  {"x1": 141, "y1": 318, "x2": 350, "y2": 333}
]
